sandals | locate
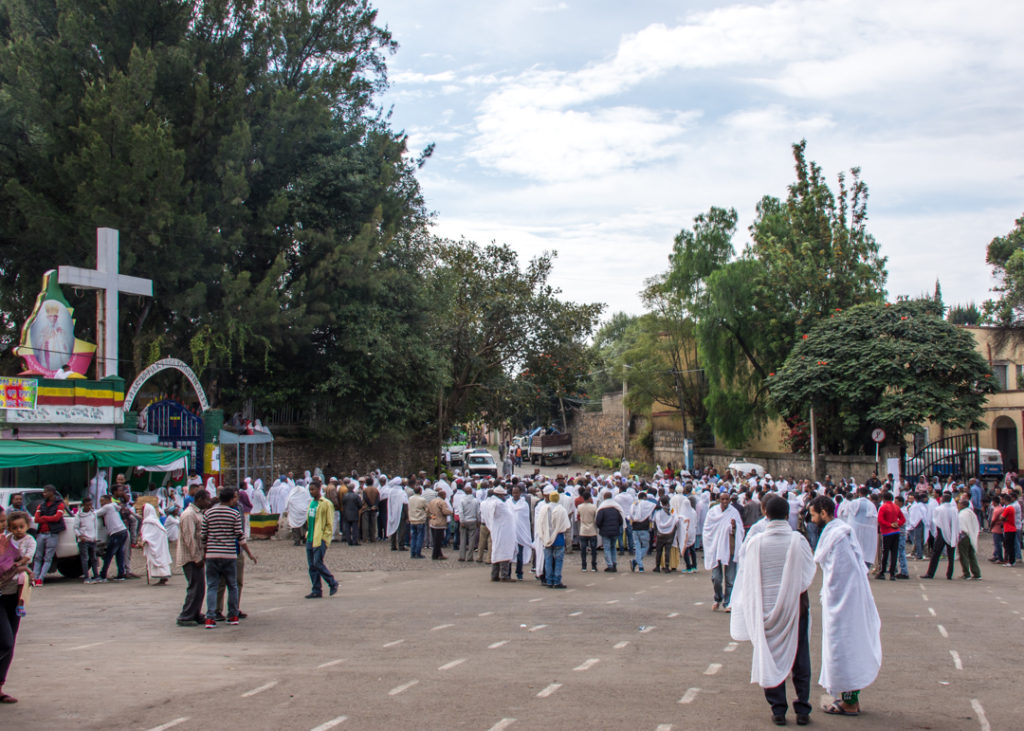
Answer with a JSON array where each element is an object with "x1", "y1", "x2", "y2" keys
[{"x1": 824, "y1": 701, "x2": 858, "y2": 716}]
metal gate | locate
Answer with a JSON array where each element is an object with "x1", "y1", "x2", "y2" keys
[
  {"x1": 142, "y1": 399, "x2": 203, "y2": 472},
  {"x1": 903, "y1": 432, "x2": 979, "y2": 481}
]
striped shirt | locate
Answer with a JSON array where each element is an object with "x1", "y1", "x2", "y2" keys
[{"x1": 201, "y1": 504, "x2": 244, "y2": 560}]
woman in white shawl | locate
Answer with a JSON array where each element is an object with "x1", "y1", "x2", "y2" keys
[
  {"x1": 250, "y1": 478, "x2": 270, "y2": 514},
  {"x1": 287, "y1": 479, "x2": 311, "y2": 545},
  {"x1": 140, "y1": 503, "x2": 172, "y2": 585},
  {"x1": 671, "y1": 487, "x2": 698, "y2": 572}
]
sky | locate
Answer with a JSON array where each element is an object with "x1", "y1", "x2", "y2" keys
[{"x1": 371, "y1": 0, "x2": 1024, "y2": 319}]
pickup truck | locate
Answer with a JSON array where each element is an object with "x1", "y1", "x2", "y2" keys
[
  {"x1": 0, "y1": 487, "x2": 109, "y2": 578},
  {"x1": 527, "y1": 431, "x2": 573, "y2": 466}
]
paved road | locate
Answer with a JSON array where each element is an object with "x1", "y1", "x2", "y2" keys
[{"x1": 3, "y1": 539, "x2": 1015, "y2": 730}]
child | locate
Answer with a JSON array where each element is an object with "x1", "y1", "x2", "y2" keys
[
  {"x1": 164, "y1": 506, "x2": 180, "y2": 543},
  {"x1": 74, "y1": 497, "x2": 100, "y2": 583},
  {"x1": 6, "y1": 512, "x2": 35, "y2": 616}
]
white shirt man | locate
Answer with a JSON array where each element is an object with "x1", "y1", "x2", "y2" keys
[
  {"x1": 702, "y1": 493, "x2": 746, "y2": 611},
  {"x1": 730, "y1": 496, "x2": 816, "y2": 725}
]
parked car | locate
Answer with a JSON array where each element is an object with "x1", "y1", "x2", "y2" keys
[
  {"x1": 465, "y1": 452, "x2": 499, "y2": 478},
  {"x1": 442, "y1": 442, "x2": 468, "y2": 466},
  {"x1": 0, "y1": 487, "x2": 107, "y2": 578}
]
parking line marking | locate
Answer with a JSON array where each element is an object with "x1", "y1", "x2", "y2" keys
[
  {"x1": 922, "y1": 593, "x2": 928, "y2": 601},
  {"x1": 569, "y1": 611, "x2": 583, "y2": 616},
  {"x1": 574, "y1": 658, "x2": 600, "y2": 671},
  {"x1": 614, "y1": 641, "x2": 629, "y2": 649},
  {"x1": 565, "y1": 588, "x2": 576, "y2": 593},
  {"x1": 656, "y1": 725, "x2": 673, "y2": 731},
  {"x1": 635, "y1": 590, "x2": 647, "y2": 595},
  {"x1": 606, "y1": 599, "x2": 619, "y2": 604},
  {"x1": 678, "y1": 688, "x2": 700, "y2": 704},
  {"x1": 431, "y1": 623, "x2": 454, "y2": 631},
  {"x1": 639, "y1": 625, "x2": 656, "y2": 634},
  {"x1": 937, "y1": 624, "x2": 948, "y2": 638},
  {"x1": 668, "y1": 612, "x2": 680, "y2": 618},
  {"x1": 918, "y1": 583, "x2": 925, "y2": 590},
  {"x1": 479, "y1": 611, "x2": 494, "y2": 617},
  {"x1": 309, "y1": 716, "x2": 348, "y2": 731},
  {"x1": 724, "y1": 642, "x2": 738, "y2": 652},
  {"x1": 241, "y1": 680, "x2": 278, "y2": 697},
  {"x1": 438, "y1": 658, "x2": 467, "y2": 671},
  {"x1": 388, "y1": 680, "x2": 419, "y2": 696},
  {"x1": 586, "y1": 582, "x2": 596, "y2": 587},
  {"x1": 971, "y1": 699, "x2": 991, "y2": 731},
  {"x1": 317, "y1": 658, "x2": 346, "y2": 669},
  {"x1": 528, "y1": 624, "x2": 548, "y2": 632},
  {"x1": 146, "y1": 719, "x2": 189, "y2": 731},
  {"x1": 529, "y1": 597, "x2": 544, "y2": 603},
  {"x1": 704, "y1": 663, "x2": 722, "y2": 675},
  {"x1": 488, "y1": 640, "x2": 509, "y2": 649},
  {"x1": 260, "y1": 606, "x2": 284, "y2": 613},
  {"x1": 536, "y1": 683, "x2": 562, "y2": 698},
  {"x1": 70, "y1": 641, "x2": 108, "y2": 651},
  {"x1": 950, "y1": 650, "x2": 963, "y2": 670},
  {"x1": 928, "y1": 607, "x2": 936, "y2": 616},
  {"x1": 383, "y1": 639, "x2": 405, "y2": 647},
  {"x1": 488, "y1": 719, "x2": 516, "y2": 731},
  {"x1": 694, "y1": 601, "x2": 704, "y2": 606}
]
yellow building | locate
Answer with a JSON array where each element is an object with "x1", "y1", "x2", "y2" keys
[{"x1": 933, "y1": 326, "x2": 1024, "y2": 472}]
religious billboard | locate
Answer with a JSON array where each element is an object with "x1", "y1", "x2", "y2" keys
[{"x1": 13, "y1": 269, "x2": 96, "y2": 378}]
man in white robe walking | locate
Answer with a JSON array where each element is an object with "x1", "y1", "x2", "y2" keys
[
  {"x1": 921, "y1": 492, "x2": 959, "y2": 580},
  {"x1": 731, "y1": 496, "x2": 816, "y2": 726},
  {"x1": 702, "y1": 491, "x2": 745, "y2": 611},
  {"x1": 809, "y1": 495, "x2": 882, "y2": 717}
]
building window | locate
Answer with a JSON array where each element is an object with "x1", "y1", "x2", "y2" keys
[
  {"x1": 993, "y1": 363, "x2": 1009, "y2": 391},
  {"x1": 1017, "y1": 364, "x2": 1024, "y2": 390}
]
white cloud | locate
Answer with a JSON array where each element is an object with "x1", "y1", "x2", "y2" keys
[{"x1": 390, "y1": 70, "x2": 457, "y2": 84}]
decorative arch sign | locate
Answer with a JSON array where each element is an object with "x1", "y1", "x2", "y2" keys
[{"x1": 124, "y1": 358, "x2": 210, "y2": 413}]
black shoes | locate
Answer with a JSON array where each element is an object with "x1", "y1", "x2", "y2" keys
[{"x1": 305, "y1": 592, "x2": 322, "y2": 599}]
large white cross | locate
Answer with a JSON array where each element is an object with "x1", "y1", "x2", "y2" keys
[{"x1": 58, "y1": 228, "x2": 153, "y2": 378}]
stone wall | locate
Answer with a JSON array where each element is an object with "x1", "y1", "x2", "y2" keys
[
  {"x1": 222, "y1": 428, "x2": 437, "y2": 480},
  {"x1": 654, "y1": 430, "x2": 887, "y2": 483},
  {"x1": 572, "y1": 411, "x2": 624, "y2": 460}
]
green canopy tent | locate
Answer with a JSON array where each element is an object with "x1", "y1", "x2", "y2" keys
[{"x1": 0, "y1": 439, "x2": 189, "y2": 500}]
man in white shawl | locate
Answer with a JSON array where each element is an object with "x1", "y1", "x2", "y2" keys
[
  {"x1": 702, "y1": 491, "x2": 745, "y2": 611},
  {"x1": 921, "y1": 492, "x2": 959, "y2": 580},
  {"x1": 838, "y1": 486, "x2": 878, "y2": 569},
  {"x1": 509, "y1": 485, "x2": 533, "y2": 580},
  {"x1": 730, "y1": 496, "x2": 816, "y2": 726},
  {"x1": 808, "y1": 495, "x2": 882, "y2": 717},
  {"x1": 670, "y1": 486, "x2": 697, "y2": 572},
  {"x1": 287, "y1": 479, "x2": 311, "y2": 545},
  {"x1": 482, "y1": 487, "x2": 516, "y2": 582},
  {"x1": 957, "y1": 496, "x2": 982, "y2": 579},
  {"x1": 536, "y1": 492, "x2": 571, "y2": 588},
  {"x1": 140, "y1": 503, "x2": 172, "y2": 585},
  {"x1": 385, "y1": 478, "x2": 409, "y2": 551}
]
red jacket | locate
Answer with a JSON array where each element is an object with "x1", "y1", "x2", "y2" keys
[{"x1": 877, "y1": 501, "x2": 904, "y2": 535}]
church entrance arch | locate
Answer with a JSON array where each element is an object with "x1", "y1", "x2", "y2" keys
[{"x1": 124, "y1": 358, "x2": 209, "y2": 413}]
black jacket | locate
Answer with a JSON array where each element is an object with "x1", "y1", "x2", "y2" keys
[
  {"x1": 595, "y1": 505, "x2": 624, "y2": 537},
  {"x1": 341, "y1": 491, "x2": 362, "y2": 521}
]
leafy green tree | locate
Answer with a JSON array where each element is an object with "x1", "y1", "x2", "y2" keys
[
  {"x1": 429, "y1": 240, "x2": 603, "y2": 441},
  {"x1": 0, "y1": 0, "x2": 449, "y2": 442},
  {"x1": 985, "y1": 213, "x2": 1024, "y2": 336},
  {"x1": 947, "y1": 302, "x2": 983, "y2": 326},
  {"x1": 671, "y1": 142, "x2": 887, "y2": 446},
  {"x1": 768, "y1": 300, "x2": 995, "y2": 454}
]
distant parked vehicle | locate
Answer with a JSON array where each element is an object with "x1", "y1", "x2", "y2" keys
[
  {"x1": 526, "y1": 427, "x2": 573, "y2": 466},
  {"x1": 727, "y1": 461, "x2": 766, "y2": 477},
  {"x1": 466, "y1": 452, "x2": 499, "y2": 478}
]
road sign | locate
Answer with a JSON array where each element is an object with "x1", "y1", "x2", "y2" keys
[{"x1": 871, "y1": 428, "x2": 886, "y2": 443}]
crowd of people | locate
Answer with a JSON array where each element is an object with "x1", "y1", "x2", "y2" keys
[{"x1": 1, "y1": 458, "x2": 1021, "y2": 716}]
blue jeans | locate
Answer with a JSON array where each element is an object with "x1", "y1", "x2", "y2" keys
[
  {"x1": 711, "y1": 561, "x2": 737, "y2": 606},
  {"x1": 306, "y1": 544, "x2": 337, "y2": 595},
  {"x1": 618, "y1": 525, "x2": 633, "y2": 553},
  {"x1": 897, "y1": 531, "x2": 908, "y2": 576},
  {"x1": 32, "y1": 532, "x2": 60, "y2": 578},
  {"x1": 100, "y1": 530, "x2": 127, "y2": 579},
  {"x1": 993, "y1": 532, "x2": 1004, "y2": 562},
  {"x1": 516, "y1": 545, "x2": 525, "y2": 579},
  {"x1": 1015, "y1": 531, "x2": 1021, "y2": 561},
  {"x1": 602, "y1": 538, "x2": 617, "y2": 568},
  {"x1": 409, "y1": 524, "x2": 425, "y2": 557},
  {"x1": 205, "y1": 557, "x2": 238, "y2": 619},
  {"x1": 633, "y1": 529, "x2": 650, "y2": 570},
  {"x1": 544, "y1": 545, "x2": 565, "y2": 586}
]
